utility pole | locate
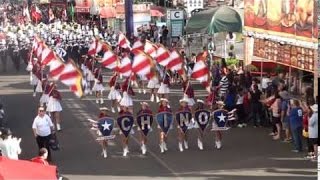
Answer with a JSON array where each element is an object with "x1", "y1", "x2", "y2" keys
[{"x1": 125, "y1": 0, "x2": 134, "y2": 38}]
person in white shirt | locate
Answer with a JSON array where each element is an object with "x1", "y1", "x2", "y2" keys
[
  {"x1": 32, "y1": 106, "x2": 55, "y2": 162},
  {"x1": 308, "y1": 104, "x2": 318, "y2": 161},
  {"x1": 261, "y1": 75, "x2": 272, "y2": 94},
  {"x1": 0, "y1": 128, "x2": 21, "y2": 160}
]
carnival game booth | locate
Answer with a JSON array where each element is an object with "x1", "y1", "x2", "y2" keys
[{"x1": 243, "y1": 0, "x2": 318, "y2": 96}]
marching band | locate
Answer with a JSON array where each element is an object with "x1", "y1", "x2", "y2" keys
[{"x1": 0, "y1": 21, "x2": 239, "y2": 159}]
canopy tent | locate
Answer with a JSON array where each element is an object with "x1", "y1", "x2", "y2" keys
[
  {"x1": 0, "y1": 157, "x2": 57, "y2": 180},
  {"x1": 186, "y1": 6, "x2": 242, "y2": 35}
]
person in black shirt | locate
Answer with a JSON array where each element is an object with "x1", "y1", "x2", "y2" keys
[{"x1": 249, "y1": 84, "x2": 262, "y2": 127}]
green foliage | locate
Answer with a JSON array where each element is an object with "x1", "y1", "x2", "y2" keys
[
  {"x1": 274, "y1": 65, "x2": 284, "y2": 74},
  {"x1": 226, "y1": 58, "x2": 239, "y2": 66},
  {"x1": 245, "y1": 64, "x2": 258, "y2": 72}
]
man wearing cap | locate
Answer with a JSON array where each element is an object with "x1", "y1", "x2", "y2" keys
[
  {"x1": 137, "y1": 102, "x2": 153, "y2": 155},
  {"x1": 32, "y1": 106, "x2": 55, "y2": 162},
  {"x1": 158, "y1": 98, "x2": 171, "y2": 153}
]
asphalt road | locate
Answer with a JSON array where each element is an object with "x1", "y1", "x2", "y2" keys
[{"x1": 0, "y1": 64, "x2": 317, "y2": 180}]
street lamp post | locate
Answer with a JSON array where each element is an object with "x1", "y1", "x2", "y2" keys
[{"x1": 125, "y1": 0, "x2": 134, "y2": 38}]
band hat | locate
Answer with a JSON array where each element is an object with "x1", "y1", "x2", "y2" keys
[
  {"x1": 197, "y1": 99, "x2": 204, "y2": 103},
  {"x1": 160, "y1": 98, "x2": 169, "y2": 102},
  {"x1": 216, "y1": 101, "x2": 225, "y2": 106},
  {"x1": 310, "y1": 104, "x2": 318, "y2": 112},
  {"x1": 179, "y1": 98, "x2": 188, "y2": 103},
  {"x1": 279, "y1": 91, "x2": 290, "y2": 100},
  {"x1": 140, "y1": 102, "x2": 149, "y2": 106},
  {"x1": 99, "y1": 107, "x2": 109, "y2": 111}
]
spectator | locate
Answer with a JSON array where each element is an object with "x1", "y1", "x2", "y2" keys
[
  {"x1": 0, "y1": 128, "x2": 21, "y2": 160},
  {"x1": 32, "y1": 106, "x2": 55, "y2": 162},
  {"x1": 279, "y1": 91, "x2": 291, "y2": 142},
  {"x1": 261, "y1": 74, "x2": 271, "y2": 94},
  {"x1": 31, "y1": 148, "x2": 49, "y2": 165},
  {"x1": 269, "y1": 91, "x2": 281, "y2": 140},
  {"x1": 249, "y1": 84, "x2": 262, "y2": 127},
  {"x1": 289, "y1": 99, "x2": 303, "y2": 152},
  {"x1": 308, "y1": 104, "x2": 318, "y2": 161}
]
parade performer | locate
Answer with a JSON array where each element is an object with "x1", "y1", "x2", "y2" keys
[
  {"x1": 108, "y1": 72, "x2": 121, "y2": 113},
  {"x1": 182, "y1": 78, "x2": 195, "y2": 107},
  {"x1": 118, "y1": 106, "x2": 133, "y2": 157},
  {"x1": 120, "y1": 77, "x2": 135, "y2": 113},
  {"x1": 158, "y1": 98, "x2": 171, "y2": 153},
  {"x1": 39, "y1": 76, "x2": 50, "y2": 108},
  {"x1": 30, "y1": 58, "x2": 41, "y2": 97},
  {"x1": 147, "y1": 70, "x2": 160, "y2": 102},
  {"x1": 85, "y1": 57, "x2": 96, "y2": 95},
  {"x1": 195, "y1": 99, "x2": 206, "y2": 150},
  {"x1": 46, "y1": 82, "x2": 63, "y2": 131},
  {"x1": 157, "y1": 72, "x2": 170, "y2": 99},
  {"x1": 177, "y1": 98, "x2": 191, "y2": 152},
  {"x1": 137, "y1": 102, "x2": 153, "y2": 155},
  {"x1": 98, "y1": 107, "x2": 112, "y2": 158},
  {"x1": 92, "y1": 66, "x2": 104, "y2": 104},
  {"x1": 212, "y1": 101, "x2": 227, "y2": 149}
]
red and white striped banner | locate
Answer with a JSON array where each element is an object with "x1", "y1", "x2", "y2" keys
[
  {"x1": 100, "y1": 47, "x2": 118, "y2": 70},
  {"x1": 132, "y1": 50, "x2": 153, "y2": 76},
  {"x1": 118, "y1": 56, "x2": 132, "y2": 77},
  {"x1": 144, "y1": 40, "x2": 158, "y2": 58},
  {"x1": 156, "y1": 44, "x2": 171, "y2": 67},
  {"x1": 131, "y1": 39, "x2": 144, "y2": 54},
  {"x1": 41, "y1": 46, "x2": 55, "y2": 66},
  {"x1": 118, "y1": 32, "x2": 131, "y2": 49},
  {"x1": 167, "y1": 50, "x2": 184, "y2": 75},
  {"x1": 48, "y1": 58, "x2": 83, "y2": 97},
  {"x1": 88, "y1": 38, "x2": 103, "y2": 56},
  {"x1": 191, "y1": 60, "x2": 209, "y2": 82}
]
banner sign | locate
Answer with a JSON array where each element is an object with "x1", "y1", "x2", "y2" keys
[
  {"x1": 117, "y1": 115, "x2": 134, "y2": 138},
  {"x1": 212, "y1": 110, "x2": 230, "y2": 131},
  {"x1": 244, "y1": 0, "x2": 317, "y2": 43},
  {"x1": 97, "y1": 117, "x2": 114, "y2": 138},
  {"x1": 175, "y1": 111, "x2": 192, "y2": 133},
  {"x1": 137, "y1": 114, "x2": 154, "y2": 136},
  {"x1": 156, "y1": 112, "x2": 173, "y2": 135},
  {"x1": 194, "y1": 110, "x2": 211, "y2": 132}
]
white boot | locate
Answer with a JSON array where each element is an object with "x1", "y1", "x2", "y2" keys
[
  {"x1": 163, "y1": 142, "x2": 168, "y2": 151},
  {"x1": 100, "y1": 98, "x2": 104, "y2": 104},
  {"x1": 150, "y1": 94, "x2": 154, "y2": 102},
  {"x1": 143, "y1": 89, "x2": 146, "y2": 94},
  {"x1": 102, "y1": 149, "x2": 107, "y2": 158},
  {"x1": 95, "y1": 98, "x2": 99, "y2": 104},
  {"x1": 33, "y1": 92, "x2": 36, "y2": 97},
  {"x1": 123, "y1": 147, "x2": 129, "y2": 157},
  {"x1": 178, "y1": 142, "x2": 184, "y2": 152},
  {"x1": 198, "y1": 138, "x2": 203, "y2": 150},
  {"x1": 215, "y1": 141, "x2": 222, "y2": 150},
  {"x1": 139, "y1": 89, "x2": 142, "y2": 93},
  {"x1": 89, "y1": 90, "x2": 93, "y2": 95},
  {"x1": 111, "y1": 107, "x2": 115, "y2": 113},
  {"x1": 117, "y1": 106, "x2": 121, "y2": 112},
  {"x1": 141, "y1": 144, "x2": 147, "y2": 155},
  {"x1": 159, "y1": 142, "x2": 164, "y2": 153},
  {"x1": 183, "y1": 140, "x2": 189, "y2": 150},
  {"x1": 156, "y1": 96, "x2": 160, "y2": 103},
  {"x1": 56, "y1": 123, "x2": 61, "y2": 131}
]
